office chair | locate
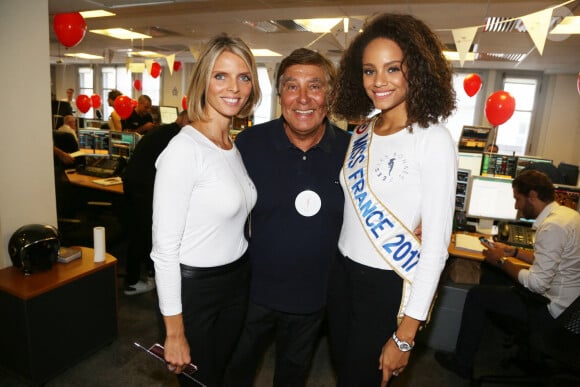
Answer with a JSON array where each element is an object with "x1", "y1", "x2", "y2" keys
[
  {"x1": 475, "y1": 295, "x2": 580, "y2": 386},
  {"x1": 53, "y1": 130, "x2": 79, "y2": 153}
]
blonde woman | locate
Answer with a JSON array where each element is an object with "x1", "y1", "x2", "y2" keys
[{"x1": 151, "y1": 33, "x2": 261, "y2": 386}]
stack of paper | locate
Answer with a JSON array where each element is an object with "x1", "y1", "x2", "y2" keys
[
  {"x1": 92, "y1": 176, "x2": 123, "y2": 186},
  {"x1": 455, "y1": 234, "x2": 484, "y2": 252}
]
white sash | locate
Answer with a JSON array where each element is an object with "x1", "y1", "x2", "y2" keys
[{"x1": 343, "y1": 117, "x2": 421, "y2": 319}]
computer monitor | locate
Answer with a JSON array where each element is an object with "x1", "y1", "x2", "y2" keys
[
  {"x1": 109, "y1": 131, "x2": 140, "y2": 158},
  {"x1": 481, "y1": 153, "x2": 518, "y2": 178},
  {"x1": 515, "y1": 155, "x2": 553, "y2": 176},
  {"x1": 159, "y1": 106, "x2": 178, "y2": 124},
  {"x1": 457, "y1": 152, "x2": 483, "y2": 177},
  {"x1": 458, "y1": 125, "x2": 492, "y2": 153},
  {"x1": 466, "y1": 176, "x2": 518, "y2": 234}
]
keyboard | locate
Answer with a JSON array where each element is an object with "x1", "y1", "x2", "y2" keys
[
  {"x1": 507, "y1": 224, "x2": 535, "y2": 249},
  {"x1": 76, "y1": 156, "x2": 124, "y2": 178}
]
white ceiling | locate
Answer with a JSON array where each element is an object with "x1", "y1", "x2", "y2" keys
[{"x1": 48, "y1": 0, "x2": 580, "y2": 73}]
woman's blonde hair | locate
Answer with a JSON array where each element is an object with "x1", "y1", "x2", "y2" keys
[{"x1": 187, "y1": 33, "x2": 261, "y2": 122}]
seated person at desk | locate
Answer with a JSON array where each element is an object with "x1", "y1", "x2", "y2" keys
[
  {"x1": 436, "y1": 170, "x2": 580, "y2": 379},
  {"x1": 121, "y1": 94, "x2": 154, "y2": 135},
  {"x1": 121, "y1": 110, "x2": 190, "y2": 296},
  {"x1": 57, "y1": 115, "x2": 79, "y2": 144},
  {"x1": 53, "y1": 146, "x2": 75, "y2": 167}
]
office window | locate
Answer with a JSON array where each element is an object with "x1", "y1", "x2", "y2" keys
[
  {"x1": 78, "y1": 67, "x2": 94, "y2": 119},
  {"x1": 495, "y1": 76, "x2": 539, "y2": 155},
  {"x1": 102, "y1": 66, "x2": 131, "y2": 124},
  {"x1": 141, "y1": 74, "x2": 160, "y2": 105},
  {"x1": 254, "y1": 66, "x2": 273, "y2": 125},
  {"x1": 446, "y1": 72, "x2": 479, "y2": 143}
]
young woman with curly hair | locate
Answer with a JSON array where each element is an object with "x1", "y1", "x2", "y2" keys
[{"x1": 327, "y1": 13, "x2": 457, "y2": 386}]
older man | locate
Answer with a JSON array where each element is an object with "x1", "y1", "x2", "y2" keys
[{"x1": 224, "y1": 48, "x2": 350, "y2": 386}]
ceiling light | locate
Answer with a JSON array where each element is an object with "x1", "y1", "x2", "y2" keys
[
  {"x1": 64, "y1": 53, "x2": 105, "y2": 60},
  {"x1": 443, "y1": 51, "x2": 476, "y2": 62},
  {"x1": 90, "y1": 28, "x2": 151, "y2": 40},
  {"x1": 550, "y1": 16, "x2": 580, "y2": 34},
  {"x1": 85, "y1": 0, "x2": 175, "y2": 8},
  {"x1": 79, "y1": 10, "x2": 116, "y2": 18},
  {"x1": 251, "y1": 49, "x2": 282, "y2": 57},
  {"x1": 132, "y1": 50, "x2": 165, "y2": 58},
  {"x1": 294, "y1": 18, "x2": 342, "y2": 33}
]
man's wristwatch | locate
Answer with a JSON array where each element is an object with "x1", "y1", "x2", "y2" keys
[{"x1": 392, "y1": 332, "x2": 414, "y2": 352}]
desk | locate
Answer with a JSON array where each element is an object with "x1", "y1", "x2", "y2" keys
[
  {"x1": 79, "y1": 147, "x2": 108, "y2": 155},
  {"x1": 0, "y1": 247, "x2": 118, "y2": 385},
  {"x1": 66, "y1": 171, "x2": 124, "y2": 195},
  {"x1": 449, "y1": 231, "x2": 531, "y2": 268}
]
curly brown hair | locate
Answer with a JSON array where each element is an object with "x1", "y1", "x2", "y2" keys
[{"x1": 330, "y1": 13, "x2": 456, "y2": 129}]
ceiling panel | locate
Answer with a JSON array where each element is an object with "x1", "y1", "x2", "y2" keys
[{"x1": 48, "y1": 0, "x2": 580, "y2": 73}]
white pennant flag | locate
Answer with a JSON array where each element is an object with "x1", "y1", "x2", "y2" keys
[
  {"x1": 189, "y1": 45, "x2": 200, "y2": 61},
  {"x1": 125, "y1": 57, "x2": 132, "y2": 72},
  {"x1": 144, "y1": 59, "x2": 154, "y2": 75},
  {"x1": 165, "y1": 54, "x2": 175, "y2": 75},
  {"x1": 521, "y1": 8, "x2": 553, "y2": 55},
  {"x1": 451, "y1": 26, "x2": 478, "y2": 67}
]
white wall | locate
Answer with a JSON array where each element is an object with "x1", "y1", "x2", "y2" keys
[
  {"x1": 536, "y1": 73, "x2": 580, "y2": 175},
  {"x1": 0, "y1": 0, "x2": 56, "y2": 268}
]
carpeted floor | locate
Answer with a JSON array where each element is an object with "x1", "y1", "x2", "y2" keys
[{"x1": 0, "y1": 244, "x2": 538, "y2": 387}]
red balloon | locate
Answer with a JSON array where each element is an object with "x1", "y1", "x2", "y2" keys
[
  {"x1": 76, "y1": 94, "x2": 91, "y2": 114},
  {"x1": 173, "y1": 61, "x2": 182, "y2": 72},
  {"x1": 133, "y1": 79, "x2": 142, "y2": 91},
  {"x1": 150, "y1": 62, "x2": 161, "y2": 78},
  {"x1": 131, "y1": 99, "x2": 138, "y2": 107},
  {"x1": 90, "y1": 94, "x2": 101, "y2": 109},
  {"x1": 485, "y1": 91, "x2": 516, "y2": 126},
  {"x1": 114, "y1": 96, "x2": 134, "y2": 120},
  {"x1": 463, "y1": 73, "x2": 482, "y2": 97},
  {"x1": 181, "y1": 95, "x2": 188, "y2": 111},
  {"x1": 53, "y1": 13, "x2": 87, "y2": 48}
]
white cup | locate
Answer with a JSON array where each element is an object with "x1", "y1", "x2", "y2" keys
[{"x1": 93, "y1": 226, "x2": 106, "y2": 262}]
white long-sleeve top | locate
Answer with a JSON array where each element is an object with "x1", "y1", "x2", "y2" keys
[
  {"x1": 151, "y1": 125, "x2": 256, "y2": 316},
  {"x1": 518, "y1": 202, "x2": 580, "y2": 318},
  {"x1": 339, "y1": 121, "x2": 457, "y2": 320}
]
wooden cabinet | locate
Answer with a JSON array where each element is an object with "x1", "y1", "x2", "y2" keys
[{"x1": 0, "y1": 247, "x2": 117, "y2": 385}]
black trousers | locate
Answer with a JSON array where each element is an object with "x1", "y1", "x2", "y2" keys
[
  {"x1": 454, "y1": 284, "x2": 555, "y2": 369},
  {"x1": 326, "y1": 253, "x2": 402, "y2": 387},
  {"x1": 224, "y1": 302, "x2": 324, "y2": 387},
  {"x1": 124, "y1": 186, "x2": 154, "y2": 286},
  {"x1": 177, "y1": 255, "x2": 250, "y2": 387}
]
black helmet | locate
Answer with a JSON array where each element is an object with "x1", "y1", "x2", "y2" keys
[{"x1": 9, "y1": 224, "x2": 60, "y2": 275}]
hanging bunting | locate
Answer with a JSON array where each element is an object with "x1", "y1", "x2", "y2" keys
[
  {"x1": 128, "y1": 63, "x2": 145, "y2": 73},
  {"x1": 521, "y1": 8, "x2": 553, "y2": 55},
  {"x1": 451, "y1": 26, "x2": 478, "y2": 67},
  {"x1": 165, "y1": 54, "x2": 175, "y2": 75},
  {"x1": 125, "y1": 57, "x2": 132, "y2": 72},
  {"x1": 330, "y1": 18, "x2": 364, "y2": 49},
  {"x1": 189, "y1": 45, "x2": 200, "y2": 61},
  {"x1": 144, "y1": 59, "x2": 154, "y2": 75}
]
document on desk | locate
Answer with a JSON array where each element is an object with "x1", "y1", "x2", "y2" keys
[
  {"x1": 69, "y1": 150, "x2": 88, "y2": 158},
  {"x1": 455, "y1": 234, "x2": 485, "y2": 253},
  {"x1": 92, "y1": 176, "x2": 123, "y2": 186}
]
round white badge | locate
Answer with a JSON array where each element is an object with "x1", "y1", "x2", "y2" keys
[{"x1": 295, "y1": 190, "x2": 321, "y2": 217}]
